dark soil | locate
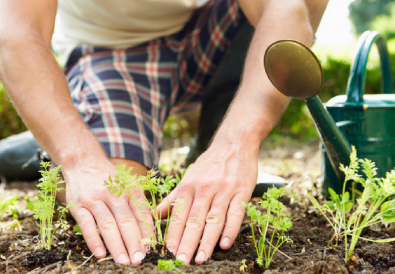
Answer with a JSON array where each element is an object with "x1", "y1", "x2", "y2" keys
[
  {"x1": 141, "y1": 244, "x2": 176, "y2": 265},
  {"x1": 1, "y1": 141, "x2": 395, "y2": 273},
  {"x1": 1, "y1": 196, "x2": 395, "y2": 274}
]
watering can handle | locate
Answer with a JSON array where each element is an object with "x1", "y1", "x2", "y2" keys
[{"x1": 346, "y1": 31, "x2": 394, "y2": 103}]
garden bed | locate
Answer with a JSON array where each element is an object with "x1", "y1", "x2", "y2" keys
[{"x1": 1, "y1": 139, "x2": 394, "y2": 274}]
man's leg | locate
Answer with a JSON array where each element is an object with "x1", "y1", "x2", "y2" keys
[
  {"x1": 0, "y1": 131, "x2": 41, "y2": 181},
  {"x1": 186, "y1": 21, "x2": 254, "y2": 164}
]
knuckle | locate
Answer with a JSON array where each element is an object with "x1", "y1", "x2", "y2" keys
[
  {"x1": 100, "y1": 217, "x2": 117, "y2": 230},
  {"x1": 223, "y1": 178, "x2": 236, "y2": 188},
  {"x1": 135, "y1": 212, "x2": 151, "y2": 223},
  {"x1": 119, "y1": 215, "x2": 137, "y2": 226},
  {"x1": 197, "y1": 182, "x2": 211, "y2": 193},
  {"x1": 228, "y1": 209, "x2": 245, "y2": 218},
  {"x1": 206, "y1": 213, "x2": 222, "y2": 224},
  {"x1": 78, "y1": 218, "x2": 94, "y2": 230},
  {"x1": 171, "y1": 213, "x2": 185, "y2": 225},
  {"x1": 178, "y1": 183, "x2": 193, "y2": 198},
  {"x1": 186, "y1": 216, "x2": 201, "y2": 229}
]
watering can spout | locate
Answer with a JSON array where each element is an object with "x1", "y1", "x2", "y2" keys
[{"x1": 264, "y1": 40, "x2": 352, "y2": 188}]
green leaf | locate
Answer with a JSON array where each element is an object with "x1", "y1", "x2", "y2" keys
[
  {"x1": 360, "y1": 236, "x2": 395, "y2": 243},
  {"x1": 328, "y1": 188, "x2": 340, "y2": 205},
  {"x1": 324, "y1": 201, "x2": 335, "y2": 211},
  {"x1": 381, "y1": 200, "x2": 395, "y2": 223},
  {"x1": 309, "y1": 196, "x2": 321, "y2": 209},
  {"x1": 341, "y1": 191, "x2": 350, "y2": 203},
  {"x1": 343, "y1": 201, "x2": 353, "y2": 214},
  {"x1": 73, "y1": 224, "x2": 82, "y2": 235}
]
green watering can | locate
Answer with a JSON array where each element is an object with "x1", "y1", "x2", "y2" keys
[{"x1": 264, "y1": 31, "x2": 395, "y2": 195}]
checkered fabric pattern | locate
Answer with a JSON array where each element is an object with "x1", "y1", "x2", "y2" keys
[{"x1": 65, "y1": 0, "x2": 246, "y2": 168}]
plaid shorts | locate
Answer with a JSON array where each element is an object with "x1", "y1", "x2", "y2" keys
[{"x1": 65, "y1": 0, "x2": 247, "y2": 168}]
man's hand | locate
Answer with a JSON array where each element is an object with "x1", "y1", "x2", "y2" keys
[
  {"x1": 157, "y1": 142, "x2": 258, "y2": 264},
  {"x1": 156, "y1": 0, "x2": 328, "y2": 265},
  {"x1": 63, "y1": 160, "x2": 154, "y2": 265}
]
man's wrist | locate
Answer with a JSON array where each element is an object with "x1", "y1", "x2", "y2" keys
[
  {"x1": 211, "y1": 117, "x2": 263, "y2": 155},
  {"x1": 56, "y1": 131, "x2": 109, "y2": 172}
]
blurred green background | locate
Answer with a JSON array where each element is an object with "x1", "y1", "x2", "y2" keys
[{"x1": 2, "y1": 0, "x2": 395, "y2": 142}]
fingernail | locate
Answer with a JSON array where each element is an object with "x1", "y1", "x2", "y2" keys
[
  {"x1": 195, "y1": 251, "x2": 206, "y2": 262},
  {"x1": 94, "y1": 247, "x2": 105, "y2": 257},
  {"x1": 133, "y1": 252, "x2": 144, "y2": 262},
  {"x1": 221, "y1": 237, "x2": 230, "y2": 248},
  {"x1": 118, "y1": 253, "x2": 130, "y2": 265},
  {"x1": 177, "y1": 253, "x2": 187, "y2": 262}
]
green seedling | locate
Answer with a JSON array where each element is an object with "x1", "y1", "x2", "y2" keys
[
  {"x1": 0, "y1": 196, "x2": 18, "y2": 220},
  {"x1": 73, "y1": 224, "x2": 82, "y2": 235},
  {"x1": 242, "y1": 187, "x2": 293, "y2": 268},
  {"x1": 32, "y1": 162, "x2": 74, "y2": 250},
  {"x1": 0, "y1": 196, "x2": 20, "y2": 230},
  {"x1": 106, "y1": 166, "x2": 184, "y2": 250},
  {"x1": 156, "y1": 259, "x2": 184, "y2": 273},
  {"x1": 310, "y1": 146, "x2": 395, "y2": 263}
]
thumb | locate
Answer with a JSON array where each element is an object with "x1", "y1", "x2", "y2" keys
[{"x1": 154, "y1": 186, "x2": 179, "y2": 218}]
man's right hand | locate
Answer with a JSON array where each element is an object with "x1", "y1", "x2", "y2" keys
[
  {"x1": 0, "y1": 0, "x2": 152, "y2": 265},
  {"x1": 63, "y1": 159, "x2": 153, "y2": 265}
]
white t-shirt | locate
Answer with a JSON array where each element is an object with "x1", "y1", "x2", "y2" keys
[{"x1": 52, "y1": 0, "x2": 210, "y2": 64}]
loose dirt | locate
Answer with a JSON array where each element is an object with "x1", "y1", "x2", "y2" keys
[{"x1": 1, "y1": 139, "x2": 394, "y2": 273}]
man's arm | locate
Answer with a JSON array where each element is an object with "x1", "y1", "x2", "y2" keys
[
  {"x1": 0, "y1": 0, "x2": 152, "y2": 265},
  {"x1": 159, "y1": 0, "x2": 328, "y2": 265}
]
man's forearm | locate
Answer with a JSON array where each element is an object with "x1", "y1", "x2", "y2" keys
[
  {"x1": 212, "y1": 0, "x2": 327, "y2": 152},
  {"x1": 0, "y1": 34, "x2": 107, "y2": 169}
]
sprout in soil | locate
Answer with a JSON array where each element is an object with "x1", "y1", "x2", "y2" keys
[
  {"x1": 309, "y1": 146, "x2": 395, "y2": 263},
  {"x1": 32, "y1": 161, "x2": 74, "y2": 250},
  {"x1": 156, "y1": 259, "x2": 184, "y2": 273},
  {"x1": 105, "y1": 166, "x2": 184, "y2": 251},
  {"x1": 242, "y1": 186, "x2": 293, "y2": 268}
]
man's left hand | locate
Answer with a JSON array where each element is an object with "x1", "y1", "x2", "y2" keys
[{"x1": 156, "y1": 142, "x2": 258, "y2": 264}]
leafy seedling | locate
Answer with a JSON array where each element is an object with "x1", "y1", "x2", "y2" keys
[
  {"x1": 73, "y1": 224, "x2": 82, "y2": 235},
  {"x1": 242, "y1": 187, "x2": 293, "y2": 268},
  {"x1": 32, "y1": 162, "x2": 74, "y2": 250},
  {"x1": 310, "y1": 146, "x2": 395, "y2": 262},
  {"x1": 0, "y1": 196, "x2": 18, "y2": 220},
  {"x1": 156, "y1": 259, "x2": 184, "y2": 273},
  {"x1": 106, "y1": 166, "x2": 184, "y2": 250}
]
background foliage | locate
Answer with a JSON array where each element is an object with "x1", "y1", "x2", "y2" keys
[
  {"x1": 349, "y1": 0, "x2": 393, "y2": 35},
  {"x1": 2, "y1": 0, "x2": 395, "y2": 142},
  {"x1": 0, "y1": 83, "x2": 26, "y2": 139}
]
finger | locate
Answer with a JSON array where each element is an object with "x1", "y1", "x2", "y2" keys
[
  {"x1": 175, "y1": 191, "x2": 214, "y2": 264},
  {"x1": 91, "y1": 202, "x2": 131, "y2": 265},
  {"x1": 195, "y1": 194, "x2": 229, "y2": 265},
  {"x1": 155, "y1": 186, "x2": 179, "y2": 218},
  {"x1": 220, "y1": 193, "x2": 247, "y2": 250},
  {"x1": 128, "y1": 191, "x2": 155, "y2": 241},
  {"x1": 72, "y1": 207, "x2": 107, "y2": 259},
  {"x1": 165, "y1": 185, "x2": 193, "y2": 255},
  {"x1": 110, "y1": 201, "x2": 146, "y2": 265}
]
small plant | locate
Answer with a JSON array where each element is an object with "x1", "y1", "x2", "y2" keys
[
  {"x1": 0, "y1": 195, "x2": 18, "y2": 219},
  {"x1": 156, "y1": 259, "x2": 184, "y2": 273},
  {"x1": 32, "y1": 162, "x2": 74, "y2": 250},
  {"x1": 310, "y1": 146, "x2": 395, "y2": 263},
  {"x1": 242, "y1": 187, "x2": 293, "y2": 268},
  {"x1": 106, "y1": 166, "x2": 184, "y2": 250}
]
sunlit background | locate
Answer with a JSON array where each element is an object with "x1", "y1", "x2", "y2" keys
[
  {"x1": 1, "y1": 0, "x2": 395, "y2": 143},
  {"x1": 315, "y1": 0, "x2": 355, "y2": 51}
]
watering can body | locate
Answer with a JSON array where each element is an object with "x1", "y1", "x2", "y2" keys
[{"x1": 322, "y1": 31, "x2": 395, "y2": 194}]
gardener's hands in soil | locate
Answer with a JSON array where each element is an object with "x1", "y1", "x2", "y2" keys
[
  {"x1": 63, "y1": 160, "x2": 154, "y2": 265},
  {"x1": 157, "y1": 143, "x2": 258, "y2": 265}
]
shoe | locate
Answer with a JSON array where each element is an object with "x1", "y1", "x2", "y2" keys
[
  {"x1": 251, "y1": 171, "x2": 286, "y2": 197},
  {"x1": 0, "y1": 131, "x2": 42, "y2": 181}
]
